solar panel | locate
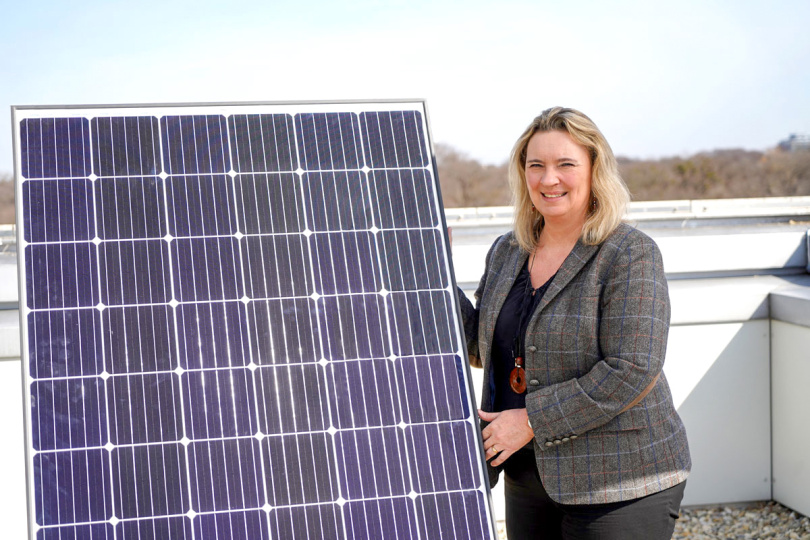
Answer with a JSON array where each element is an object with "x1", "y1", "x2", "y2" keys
[{"x1": 13, "y1": 101, "x2": 497, "y2": 539}]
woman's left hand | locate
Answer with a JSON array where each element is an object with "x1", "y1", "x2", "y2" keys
[{"x1": 478, "y1": 408, "x2": 534, "y2": 467}]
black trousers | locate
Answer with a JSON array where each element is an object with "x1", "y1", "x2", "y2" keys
[{"x1": 503, "y1": 448, "x2": 685, "y2": 540}]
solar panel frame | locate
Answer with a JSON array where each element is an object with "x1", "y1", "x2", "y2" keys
[{"x1": 13, "y1": 99, "x2": 498, "y2": 540}]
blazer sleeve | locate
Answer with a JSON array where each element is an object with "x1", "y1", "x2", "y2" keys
[
  {"x1": 457, "y1": 235, "x2": 503, "y2": 369},
  {"x1": 525, "y1": 232, "x2": 671, "y2": 445}
]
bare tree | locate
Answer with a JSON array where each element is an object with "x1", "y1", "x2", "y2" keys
[
  {"x1": 434, "y1": 144, "x2": 511, "y2": 207},
  {"x1": 0, "y1": 174, "x2": 14, "y2": 224}
]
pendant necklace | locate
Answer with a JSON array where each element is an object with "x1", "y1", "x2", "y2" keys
[{"x1": 509, "y1": 250, "x2": 538, "y2": 394}]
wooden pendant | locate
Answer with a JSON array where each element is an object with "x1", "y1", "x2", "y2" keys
[{"x1": 510, "y1": 356, "x2": 526, "y2": 393}]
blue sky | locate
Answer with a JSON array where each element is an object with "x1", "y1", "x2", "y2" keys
[{"x1": 2, "y1": 0, "x2": 809, "y2": 174}]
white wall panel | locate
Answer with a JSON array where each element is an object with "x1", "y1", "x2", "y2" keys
[
  {"x1": 771, "y1": 321, "x2": 810, "y2": 517},
  {"x1": 665, "y1": 321, "x2": 772, "y2": 505},
  {"x1": 0, "y1": 360, "x2": 27, "y2": 539},
  {"x1": 0, "y1": 310, "x2": 20, "y2": 359},
  {"x1": 656, "y1": 232, "x2": 806, "y2": 275}
]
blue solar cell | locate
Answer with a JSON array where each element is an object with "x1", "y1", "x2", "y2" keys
[
  {"x1": 296, "y1": 112, "x2": 364, "y2": 171},
  {"x1": 397, "y1": 354, "x2": 468, "y2": 423},
  {"x1": 117, "y1": 516, "x2": 192, "y2": 540},
  {"x1": 235, "y1": 173, "x2": 304, "y2": 234},
  {"x1": 28, "y1": 308, "x2": 103, "y2": 378},
  {"x1": 103, "y1": 305, "x2": 176, "y2": 373},
  {"x1": 91, "y1": 117, "x2": 160, "y2": 177},
  {"x1": 387, "y1": 290, "x2": 457, "y2": 356},
  {"x1": 327, "y1": 358, "x2": 400, "y2": 429},
  {"x1": 335, "y1": 427, "x2": 409, "y2": 499},
  {"x1": 378, "y1": 229, "x2": 447, "y2": 291},
  {"x1": 166, "y1": 174, "x2": 236, "y2": 237},
  {"x1": 182, "y1": 368, "x2": 257, "y2": 438},
  {"x1": 416, "y1": 491, "x2": 490, "y2": 540},
  {"x1": 255, "y1": 364, "x2": 330, "y2": 434},
  {"x1": 34, "y1": 449, "x2": 112, "y2": 526},
  {"x1": 369, "y1": 169, "x2": 439, "y2": 229},
  {"x1": 107, "y1": 373, "x2": 182, "y2": 444},
  {"x1": 268, "y1": 505, "x2": 341, "y2": 539},
  {"x1": 360, "y1": 110, "x2": 428, "y2": 169},
  {"x1": 23, "y1": 179, "x2": 94, "y2": 243},
  {"x1": 31, "y1": 378, "x2": 107, "y2": 451},
  {"x1": 262, "y1": 433, "x2": 338, "y2": 506},
  {"x1": 20, "y1": 117, "x2": 91, "y2": 179},
  {"x1": 228, "y1": 113, "x2": 297, "y2": 173},
  {"x1": 406, "y1": 421, "x2": 478, "y2": 492},
  {"x1": 99, "y1": 240, "x2": 170, "y2": 305},
  {"x1": 311, "y1": 232, "x2": 381, "y2": 294},
  {"x1": 171, "y1": 237, "x2": 242, "y2": 301},
  {"x1": 303, "y1": 171, "x2": 372, "y2": 231},
  {"x1": 25, "y1": 243, "x2": 98, "y2": 309},
  {"x1": 188, "y1": 439, "x2": 264, "y2": 512},
  {"x1": 194, "y1": 509, "x2": 270, "y2": 540},
  {"x1": 111, "y1": 444, "x2": 189, "y2": 519},
  {"x1": 95, "y1": 176, "x2": 165, "y2": 239},
  {"x1": 161, "y1": 115, "x2": 230, "y2": 174},
  {"x1": 176, "y1": 301, "x2": 250, "y2": 369},
  {"x1": 38, "y1": 523, "x2": 113, "y2": 540},
  {"x1": 344, "y1": 497, "x2": 419, "y2": 540},
  {"x1": 240, "y1": 235, "x2": 311, "y2": 298},
  {"x1": 318, "y1": 294, "x2": 390, "y2": 361},
  {"x1": 247, "y1": 298, "x2": 321, "y2": 364}
]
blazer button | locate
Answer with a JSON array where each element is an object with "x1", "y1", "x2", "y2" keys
[
  {"x1": 544, "y1": 442, "x2": 554, "y2": 447},
  {"x1": 527, "y1": 345, "x2": 537, "y2": 352},
  {"x1": 553, "y1": 439, "x2": 562, "y2": 445},
  {"x1": 562, "y1": 437, "x2": 570, "y2": 443},
  {"x1": 529, "y1": 379, "x2": 540, "y2": 386},
  {"x1": 570, "y1": 435, "x2": 578, "y2": 440}
]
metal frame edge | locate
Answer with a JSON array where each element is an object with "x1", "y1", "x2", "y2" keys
[
  {"x1": 421, "y1": 100, "x2": 501, "y2": 538},
  {"x1": 10, "y1": 105, "x2": 34, "y2": 540}
]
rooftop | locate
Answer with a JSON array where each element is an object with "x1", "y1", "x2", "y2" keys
[{"x1": 1, "y1": 196, "x2": 809, "y2": 537}]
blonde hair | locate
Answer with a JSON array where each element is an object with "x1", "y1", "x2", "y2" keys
[{"x1": 508, "y1": 107, "x2": 630, "y2": 251}]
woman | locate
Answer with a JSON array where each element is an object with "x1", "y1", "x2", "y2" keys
[{"x1": 458, "y1": 107, "x2": 690, "y2": 539}]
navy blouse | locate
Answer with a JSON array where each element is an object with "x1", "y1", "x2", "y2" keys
[{"x1": 491, "y1": 261, "x2": 555, "y2": 412}]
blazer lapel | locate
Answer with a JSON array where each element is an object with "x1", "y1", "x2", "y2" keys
[
  {"x1": 482, "y1": 245, "x2": 529, "y2": 349},
  {"x1": 537, "y1": 240, "x2": 600, "y2": 313}
]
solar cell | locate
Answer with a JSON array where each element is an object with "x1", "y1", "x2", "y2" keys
[{"x1": 14, "y1": 101, "x2": 496, "y2": 539}]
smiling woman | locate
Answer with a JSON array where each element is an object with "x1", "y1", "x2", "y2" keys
[
  {"x1": 524, "y1": 131, "x2": 593, "y2": 226},
  {"x1": 458, "y1": 107, "x2": 691, "y2": 540},
  {"x1": 509, "y1": 107, "x2": 630, "y2": 252}
]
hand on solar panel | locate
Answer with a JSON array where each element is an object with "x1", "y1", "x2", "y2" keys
[{"x1": 477, "y1": 408, "x2": 533, "y2": 467}]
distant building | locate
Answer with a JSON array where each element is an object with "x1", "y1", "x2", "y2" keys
[{"x1": 778, "y1": 133, "x2": 810, "y2": 152}]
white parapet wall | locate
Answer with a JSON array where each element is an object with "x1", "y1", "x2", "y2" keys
[
  {"x1": 0, "y1": 359, "x2": 26, "y2": 540},
  {"x1": 666, "y1": 321, "x2": 772, "y2": 504},
  {"x1": 0, "y1": 250, "x2": 26, "y2": 538},
  {"x1": 770, "y1": 287, "x2": 810, "y2": 517}
]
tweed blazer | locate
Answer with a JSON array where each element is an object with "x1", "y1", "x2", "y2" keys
[{"x1": 460, "y1": 223, "x2": 691, "y2": 505}]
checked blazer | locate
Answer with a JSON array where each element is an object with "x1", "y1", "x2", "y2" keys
[{"x1": 460, "y1": 222, "x2": 691, "y2": 505}]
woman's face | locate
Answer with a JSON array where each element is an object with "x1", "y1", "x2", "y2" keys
[{"x1": 524, "y1": 130, "x2": 593, "y2": 227}]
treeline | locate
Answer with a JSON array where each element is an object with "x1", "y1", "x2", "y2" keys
[
  {"x1": 0, "y1": 146, "x2": 808, "y2": 224},
  {"x1": 0, "y1": 174, "x2": 12, "y2": 224},
  {"x1": 618, "y1": 149, "x2": 810, "y2": 201},
  {"x1": 436, "y1": 145, "x2": 810, "y2": 207}
]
